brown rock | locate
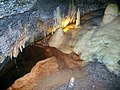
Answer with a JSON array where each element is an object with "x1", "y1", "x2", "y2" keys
[
  {"x1": 43, "y1": 46, "x2": 84, "y2": 69},
  {"x1": 8, "y1": 56, "x2": 59, "y2": 90},
  {"x1": 57, "y1": 44, "x2": 73, "y2": 54},
  {"x1": 8, "y1": 46, "x2": 84, "y2": 90}
]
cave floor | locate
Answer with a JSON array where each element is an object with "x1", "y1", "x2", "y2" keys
[
  {"x1": 6, "y1": 45, "x2": 120, "y2": 90},
  {"x1": 7, "y1": 40, "x2": 120, "y2": 90}
]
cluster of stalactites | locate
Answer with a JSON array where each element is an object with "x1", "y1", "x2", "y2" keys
[
  {"x1": 68, "y1": 0, "x2": 81, "y2": 27},
  {"x1": 52, "y1": 7, "x2": 62, "y2": 34},
  {"x1": 9, "y1": 24, "x2": 30, "y2": 60},
  {"x1": 68, "y1": 0, "x2": 76, "y2": 23},
  {"x1": 52, "y1": 1, "x2": 81, "y2": 33},
  {"x1": 49, "y1": 6, "x2": 65, "y2": 48}
]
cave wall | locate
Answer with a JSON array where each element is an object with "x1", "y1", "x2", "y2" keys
[{"x1": 0, "y1": 0, "x2": 119, "y2": 63}]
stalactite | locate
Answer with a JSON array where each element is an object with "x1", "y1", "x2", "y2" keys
[
  {"x1": 8, "y1": 23, "x2": 30, "y2": 61},
  {"x1": 22, "y1": 38, "x2": 26, "y2": 48},
  {"x1": 75, "y1": 8, "x2": 80, "y2": 27},
  {"x1": 52, "y1": 25, "x2": 55, "y2": 34},
  {"x1": 52, "y1": 6, "x2": 62, "y2": 34},
  {"x1": 56, "y1": 7, "x2": 62, "y2": 29},
  {"x1": 68, "y1": 3, "x2": 72, "y2": 16},
  {"x1": 53, "y1": 10, "x2": 57, "y2": 26},
  {"x1": 52, "y1": 10, "x2": 57, "y2": 34},
  {"x1": 70, "y1": 0, "x2": 76, "y2": 23},
  {"x1": 12, "y1": 43, "x2": 19, "y2": 58},
  {"x1": 19, "y1": 40, "x2": 23, "y2": 52},
  {"x1": 10, "y1": 49, "x2": 13, "y2": 60},
  {"x1": 49, "y1": 6, "x2": 65, "y2": 48}
]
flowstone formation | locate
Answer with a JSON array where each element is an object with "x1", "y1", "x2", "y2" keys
[
  {"x1": 74, "y1": 4, "x2": 120, "y2": 75},
  {"x1": 102, "y1": 4, "x2": 119, "y2": 25}
]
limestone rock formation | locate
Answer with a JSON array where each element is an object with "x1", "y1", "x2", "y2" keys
[
  {"x1": 0, "y1": 0, "x2": 110, "y2": 63},
  {"x1": 48, "y1": 28, "x2": 65, "y2": 48},
  {"x1": 74, "y1": 15, "x2": 120, "y2": 75},
  {"x1": 102, "y1": 4, "x2": 118, "y2": 25}
]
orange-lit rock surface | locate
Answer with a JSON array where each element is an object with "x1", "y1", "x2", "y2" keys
[
  {"x1": 8, "y1": 46, "x2": 84, "y2": 90},
  {"x1": 8, "y1": 56, "x2": 59, "y2": 90}
]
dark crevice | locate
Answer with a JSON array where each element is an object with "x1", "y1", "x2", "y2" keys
[{"x1": 0, "y1": 46, "x2": 51, "y2": 90}]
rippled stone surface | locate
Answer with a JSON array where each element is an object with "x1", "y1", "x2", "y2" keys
[{"x1": 74, "y1": 15, "x2": 120, "y2": 75}]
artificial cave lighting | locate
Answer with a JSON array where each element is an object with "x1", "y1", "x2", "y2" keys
[
  {"x1": 63, "y1": 24, "x2": 75, "y2": 32},
  {"x1": 47, "y1": 17, "x2": 75, "y2": 33},
  {"x1": 51, "y1": 6, "x2": 77, "y2": 34},
  {"x1": 62, "y1": 16, "x2": 76, "y2": 32},
  {"x1": 62, "y1": 17, "x2": 71, "y2": 28}
]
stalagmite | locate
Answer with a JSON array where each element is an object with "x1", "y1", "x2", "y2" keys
[
  {"x1": 75, "y1": 8, "x2": 80, "y2": 27},
  {"x1": 48, "y1": 27, "x2": 65, "y2": 48},
  {"x1": 49, "y1": 7, "x2": 64, "y2": 48}
]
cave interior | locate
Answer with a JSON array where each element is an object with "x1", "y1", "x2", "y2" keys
[{"x1": 0, "y1": 0, "x2": 120, "y2": 90}]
